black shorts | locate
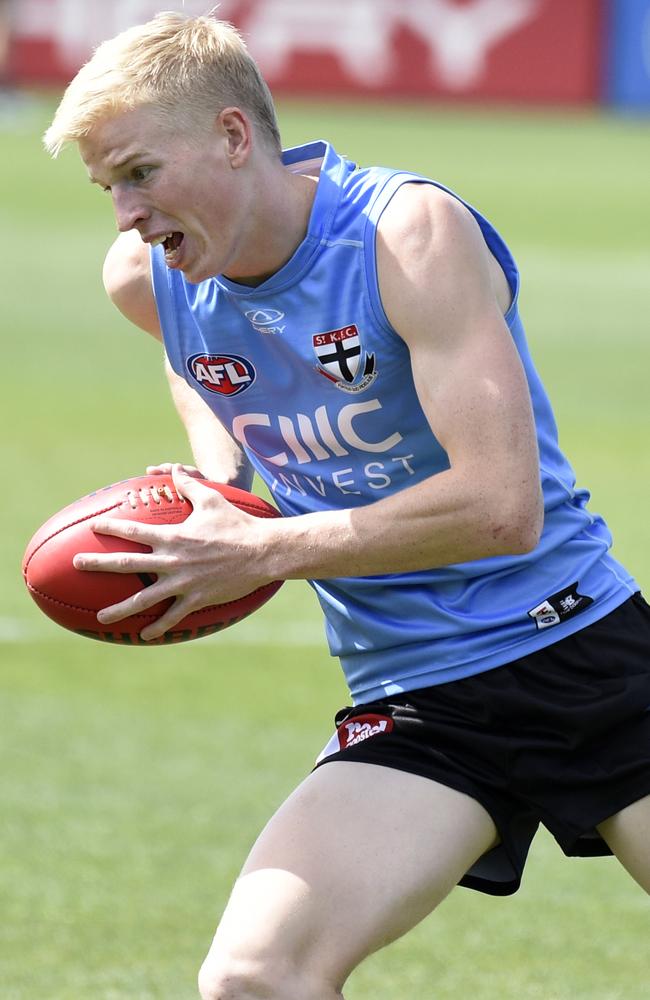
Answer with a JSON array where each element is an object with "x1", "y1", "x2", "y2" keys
[{"x1": 315, "y1": 592, "x2": 650, "y2": 896}]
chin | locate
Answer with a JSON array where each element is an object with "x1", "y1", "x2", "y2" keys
[
  {"x1": 180, "y1": 264, "x2": 209, "y2": 285},
  {"x1": 183, "y1": 256, "x2": 223, "y2": 284}
]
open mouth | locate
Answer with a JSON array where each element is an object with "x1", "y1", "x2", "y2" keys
[{"x1": 150, "y1": 231, "x2": 185, "y2": 267}]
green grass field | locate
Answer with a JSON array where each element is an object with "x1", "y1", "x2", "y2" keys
[{"x1": 1, "y1": 97, "x2": 649, "y2": 999}]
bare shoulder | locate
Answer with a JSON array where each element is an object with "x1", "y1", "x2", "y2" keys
[
  {"x1": 379, "y1": 182, "x2": 480, "y2": 248},
  {"x1": 376, "y1": 183, "x2": 511, "y2": 341},
  {"x1": 377, "y1": 184, "x2": 485, "y2": 277},
  {"x1": 103, "y1": 230, "x2": 161, "y2": 339}
]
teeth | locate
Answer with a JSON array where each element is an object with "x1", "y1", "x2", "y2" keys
[{"x1": 150, "y1": 233, "x2": 173, "y2": 247}]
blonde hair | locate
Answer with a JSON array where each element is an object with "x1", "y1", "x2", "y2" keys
[{"x1": 44, "y1": 11, "x2": 281, "y2": 156}]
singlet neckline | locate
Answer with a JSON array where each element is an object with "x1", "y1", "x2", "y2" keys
[{"x1": 216, "y1": 140, "x2": 346, "y2": 298}]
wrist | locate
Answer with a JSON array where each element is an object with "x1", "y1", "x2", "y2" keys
[{"x1": 254, "y1": 507, "x2": 350, "y2": 583}]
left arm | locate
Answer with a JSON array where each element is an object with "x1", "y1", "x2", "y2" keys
[{"x1": 263, "y1": 185, "x2": 543, "y2": 575}]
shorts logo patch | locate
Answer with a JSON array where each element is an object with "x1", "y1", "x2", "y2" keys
[
  {"x1": 313, "y1": 324, "x2": 378, "y2": 394},
  {"x1": 187, "y1": 353, "x2": 256, "y2": 396},
  {"x1": 528, "y1": 582, "x2": 594, "y2": 630},
  {"x1": 336, "y1": 713, "x2": 394, "y2": 749}
]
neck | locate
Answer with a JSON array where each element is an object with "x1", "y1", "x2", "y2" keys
[{"x1": 223, "y1": 165, "x2": 318, "y2": 286}]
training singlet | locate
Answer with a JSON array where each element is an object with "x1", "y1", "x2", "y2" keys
[{"x1": 151, "y1": 140, "x2": 637, "y2": 704}]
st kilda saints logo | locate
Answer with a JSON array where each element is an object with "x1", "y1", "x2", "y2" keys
[
  {"x1": 187, "y1": 353, "x2": 256, "y2": 396},
  {"x1": 313, "y1": 324, "x2": 377, "y2": 394}
]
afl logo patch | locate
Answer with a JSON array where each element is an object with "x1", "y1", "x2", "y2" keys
[{"x1": 187, "y1": 353, "x2": 256, "y2": 396}]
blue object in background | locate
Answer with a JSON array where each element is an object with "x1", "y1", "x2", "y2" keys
[{"x1": 607, "y1": 0, "x2": 650, "y2": 108}]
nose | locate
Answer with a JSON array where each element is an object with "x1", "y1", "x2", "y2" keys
[{"x1": 112, "y1": 184, "x2": 151, "y2": 233}]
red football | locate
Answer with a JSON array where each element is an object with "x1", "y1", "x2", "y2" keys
[{"x1": 22, "y1": 475, "x2": 283, "y2": 645}]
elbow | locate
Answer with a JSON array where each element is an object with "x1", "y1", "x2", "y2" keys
[
  {"x1": 504, "y1": 517, "x2": 543, "y2": 556},
  {"x1": 488, "y1": 485, "x2": 544, "y2": 556}
]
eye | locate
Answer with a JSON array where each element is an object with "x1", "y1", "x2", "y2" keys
[{"x1": 131, "y1": 165, "x2": 153, "y2": 183}]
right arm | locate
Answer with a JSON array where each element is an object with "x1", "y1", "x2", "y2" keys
[
  {"x1": 163, "y1": 359, "x2": 254, "y2": 490},
  {"x1": 103, "y1": 231, "x2": 254, "y2": 489}
]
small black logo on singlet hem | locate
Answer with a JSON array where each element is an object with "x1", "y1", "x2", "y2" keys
[{"x1": 528, "y1": 582, "x2": 593, "y2": 630}]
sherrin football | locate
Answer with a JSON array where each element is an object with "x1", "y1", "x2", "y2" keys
[{"x1": 22, "y1": 475, "x2": 283, "y2": 644}]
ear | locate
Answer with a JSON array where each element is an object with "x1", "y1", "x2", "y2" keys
[{"x1": 217, "y1": 107, "x2": 252, "y2": 168}]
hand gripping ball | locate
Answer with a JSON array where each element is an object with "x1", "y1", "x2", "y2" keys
[{"x1": 22, "y1": 475, "x2": 283, "y2": 644}]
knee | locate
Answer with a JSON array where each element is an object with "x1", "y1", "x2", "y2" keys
[
  {"x1": 197, "y1": 955, "x2": 268, "y2": 1000},
  {"x1": 197, "y1": 951, "x2": 339, "y2": 1000}
]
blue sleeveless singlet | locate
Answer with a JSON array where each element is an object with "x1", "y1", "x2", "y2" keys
[{"x1": 151, "y1": 141, "x2": 637, "y2": 703}]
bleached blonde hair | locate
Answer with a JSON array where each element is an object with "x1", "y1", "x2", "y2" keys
[{"x1": 44, "y1": 11, "x2": 281, "y2": 156}]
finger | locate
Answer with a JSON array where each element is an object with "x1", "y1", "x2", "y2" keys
[
  {"x1": 139, "y1": 597, "x2": 194, "y2": 641},
  {"x1": 145, "y1": 463, "x2": 174, "y2": 475},
  {"x1": 73, "y1": 551, "x2": 165, "y2": 573},
  {"x1": 96, "y1": 580, "x2": 175, "y2": 624},
  {"x1": 146, "y1": 462, "x2": 205, "y2": 479},
  {"x1": 90, "y1": 516, "x2": 163, "y2": 545},
  {"x1": 170, "y1": 463, "x2": 216, "y2": 503}
]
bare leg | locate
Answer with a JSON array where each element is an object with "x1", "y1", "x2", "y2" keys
[
  {"x1": 597, "y1": 794, "x2": 650, "y2": 893},
  {"x1": 198, "y1": 761, "x2": 499, "y2": 1000}
]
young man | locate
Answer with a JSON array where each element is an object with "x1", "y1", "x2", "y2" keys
[{"x1": 45, "y1": 12, "x2": 650, "y2": 1000}]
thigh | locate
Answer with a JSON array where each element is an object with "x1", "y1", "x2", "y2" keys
[
  {"x1": 597, "y1": 794, "x2": 650, "y2": 893},
  {"x1": 206, "y1": 761, "x2": 498, "y2": 987}
]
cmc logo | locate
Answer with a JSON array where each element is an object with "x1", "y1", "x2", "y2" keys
[{"x1": 187, "y1": 353, "x2": 256, "y2": 396}]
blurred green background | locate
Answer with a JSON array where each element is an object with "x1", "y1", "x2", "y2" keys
[{"x1": 1, "y1": 99, "x2": 649, "y2": 999}]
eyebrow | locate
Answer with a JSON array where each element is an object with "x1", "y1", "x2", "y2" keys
[{"x1": 88, "y1": 153, "x2": 143, "y2": 185}]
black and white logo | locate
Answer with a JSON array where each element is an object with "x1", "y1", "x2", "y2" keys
[
  {"x1": 528, "y1": 582, "x2": 593, "y2": 631},
  {"x1": 313, "y1": 324, "x2": 377, "y2": 394}
]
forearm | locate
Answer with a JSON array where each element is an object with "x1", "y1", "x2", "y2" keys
[
  {"x1": 258, "y1": 465, "x2": 543, "y2": 582},
  {"x1": 187, "y1": 427, "x2": 254, "y2": 491}
]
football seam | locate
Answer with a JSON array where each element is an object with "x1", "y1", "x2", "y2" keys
[
  {"x1": 23, "y1": 500, "x2": 124, "y2": 572},
  {"x1": 224, "y1": 500, "x2": 278, "y2": 518},
  {"x1": 26, "y1": 581, "x2": 279, "y2": 621}
]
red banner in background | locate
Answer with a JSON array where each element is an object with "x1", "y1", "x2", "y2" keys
[{"x1": 11, "y1": 0, "x2": 603, "y2": 105}]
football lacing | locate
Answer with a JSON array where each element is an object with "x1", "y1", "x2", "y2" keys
[{"x1": 126, "y1": 484, "x2": 182, "y2": 509}]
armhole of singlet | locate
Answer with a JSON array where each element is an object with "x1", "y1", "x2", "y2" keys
[
  {"x1": 362, "y1": 172, "x2": 423, "y2": 338},
  {"x1": 363, "y1": 174, "x2": 521, "y2": 336}
]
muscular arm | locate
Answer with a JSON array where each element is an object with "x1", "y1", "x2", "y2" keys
[
  {"x1": 103, "y1": 230, "x2": 253, "y2": 488},
  {"x1": 259, "y1": 185, "x2": 543, "y2": 579},
  {"x1": 84, "y1": 190, "x2": 544, "y2": 639}
]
